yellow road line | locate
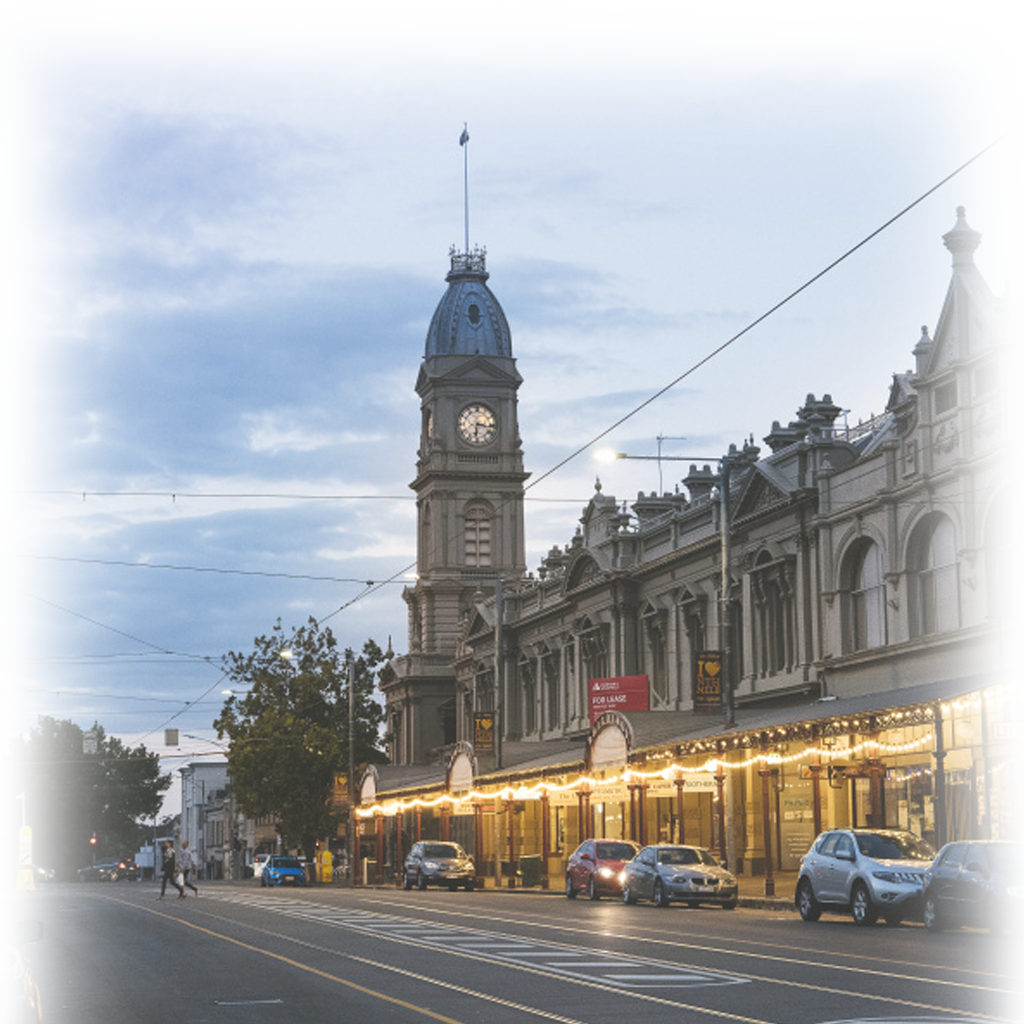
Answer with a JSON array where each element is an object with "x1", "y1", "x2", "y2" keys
[
  {"x1": 111, "y1": 897, "x2": 468, "y2": 1024},
  {"x1": 107, "y1": 892, "x2": 1014, "y2": 1024}
]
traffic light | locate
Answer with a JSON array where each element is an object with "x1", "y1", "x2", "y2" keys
[{"x1": 89, "y1": 834, "x2": 98, "y2": 846}]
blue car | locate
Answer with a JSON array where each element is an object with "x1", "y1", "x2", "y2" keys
[
  {"x1": 260, "y1": 856, "x2": 307, "y2": 887},
  {"x1": 923, "y1": 840, "x2": 1023, "y2": 933}
]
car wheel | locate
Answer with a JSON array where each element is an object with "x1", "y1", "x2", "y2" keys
[
  {"x1": 565, "y1": 874, "x2": 577, "y2": 899},
  {"x1": 923, "y1": 895, "x2": 944, "y2": 933},
  {"x1": 653, "y1": 879, "x2": 671, "y2": 908},
  {"x1": 417, "y1": 872, "x2": 427, "y2": 891},
  {"x1": 851, "y1": 882, "x2": 877, "y2": 926},
  {"x1": 402, "y1": 871, "x2": 413, "y2": 890},
  {"x1": 796, "y1": 879, "x2": 821, "y2": 922},
  {"x1": 588, "y1": 875, "x2": 600, "y2": 900},
  {"x1": 464, "y1": 880, "x2": 475, "y2": 891},
  {"x1": 978, "y1": 897, "x2": 1003, "y2": 937},
  {"x1": 623, "y1": 880, "x2": 637, "y2": 905}
]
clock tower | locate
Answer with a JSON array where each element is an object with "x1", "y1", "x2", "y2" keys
[{"x1": 381, "y1": 247, "x2": 528, "y2": 765}]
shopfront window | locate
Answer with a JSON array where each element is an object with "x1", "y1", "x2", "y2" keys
[{"x1": 882, "y1": 765, "x2": 936, "y2": 847}]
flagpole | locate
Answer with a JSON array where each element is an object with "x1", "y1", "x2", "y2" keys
[{"x1": 461, "y1": 122, "x2": 469, "y2": 253}]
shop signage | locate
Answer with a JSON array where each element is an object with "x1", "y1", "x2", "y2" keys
[
  {"x1": 589, "y1": 675, "x2": 650, "y2": 723},
  {"x1": 474, "y1": 712, "x2": 495, "y2": 753},
  {"x1": 590, "y1": 779, "x2": 628, "y2": 803},
  {"x1": 695, "y1": 652, "x2": 722, "y2": 710},
  {"x1": 991, "y1": 716, "x2": 1024, "y2": 741}
]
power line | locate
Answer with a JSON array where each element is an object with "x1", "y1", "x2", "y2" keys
[
  {"x1": 318, "y1": 139, "x2": 1005, "y2": 626},
  {"x1": 22, "y1": 555, "x2": 404, "y2": 585},
  {"x1": 20, "y1": 592, "x2": 219, "y2": 664}
]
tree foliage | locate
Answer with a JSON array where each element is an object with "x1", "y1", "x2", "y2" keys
[
  {"x1": 14, "y1": 717, "x2": 171, "y2": 879},
  {"x1": 214, "y1": 618, "x2": 386, "y2": 856}
]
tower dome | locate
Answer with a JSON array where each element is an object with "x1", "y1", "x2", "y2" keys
[{"x1": 424, "y1": 247, "x2": 512, "y2": 358}]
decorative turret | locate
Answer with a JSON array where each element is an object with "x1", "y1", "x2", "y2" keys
[
  {"x1": 942, "y1": 206, "x2": 982, "y2": 268},
  {"x1": 424, "y1": 247, "x2": 512, "y2": 358}
]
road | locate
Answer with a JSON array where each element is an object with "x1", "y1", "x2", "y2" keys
[{"x1": 11, "y1": 881, "x2": 1019, "y2": 1024}]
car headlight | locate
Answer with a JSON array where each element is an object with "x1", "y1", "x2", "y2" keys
[
  {"x1": 422, "y1": 860, "x2": 439, "y2": 870},
  {"x1": 872, "y1": 870, "x2": 923, "y2": 885},
  {"x1": 598, "y1": 867, "x2": 616, "y2": 878}
]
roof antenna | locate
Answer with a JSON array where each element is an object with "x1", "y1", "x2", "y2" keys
[{"x1": 459, "y1": 122, "x2": 470, "y2": 253}]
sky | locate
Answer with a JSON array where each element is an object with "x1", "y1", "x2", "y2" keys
[{"x1": 3, "y1": 1, "x2": 1019, "y2": 816}]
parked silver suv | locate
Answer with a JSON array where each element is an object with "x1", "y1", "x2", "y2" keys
[{"x1": 796, "y1": 828, "x2": 934, "y2": 926}]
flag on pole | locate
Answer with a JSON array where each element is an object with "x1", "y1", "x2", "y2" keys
[{"x1": 459, "y1": 125, "x2": 469, "y2": 146}]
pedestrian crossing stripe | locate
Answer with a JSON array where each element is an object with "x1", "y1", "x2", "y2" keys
[{"x1": 209, "y1": 893, "x2": 748, "y2": 991}]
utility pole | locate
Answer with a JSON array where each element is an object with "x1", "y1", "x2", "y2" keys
[{"x1": 347, "y1": 652, "x2": 356, "y2": 886}]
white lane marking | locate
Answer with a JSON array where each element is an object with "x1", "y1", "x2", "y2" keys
[{"x1": 208, "y1": 892, "x2": 747, "y2": 991}]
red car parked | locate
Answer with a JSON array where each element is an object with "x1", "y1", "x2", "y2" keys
[{"x1": 565, "y1": 839, "x2": 640, "y2": 900}]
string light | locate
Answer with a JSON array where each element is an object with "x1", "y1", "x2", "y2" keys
[{"x1": 357, "y1": 689, "x2": 1002, "y2": 818}]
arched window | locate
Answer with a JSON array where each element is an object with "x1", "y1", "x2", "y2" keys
[
  {"x1": 519, "y1": 656, "x2": 536, "y2": 736},
  {"x1": 845, "y1": 540, "x2": 885, "y2": 651},
  {"x1": 541, "y1": 646, "x2": 560, "y2": 733},
  {"x1": 579, "y1": 617, "x2": 609, "y2": 685},
  {"x1": 999, "y1": 491, "x2": 1024, "y2": 610},
  {"x1": 751, "y1": 554, "x2": 794, "y2": 675},
  {"x1": 464, "y1": 503, "x2": 492, "y2": 567},
  {"x1": 909, "y1": 514, "x2": 959, "y2": 637},
  {"x1": 641, "y1": 602, "x2": 669, "y2": 705}
]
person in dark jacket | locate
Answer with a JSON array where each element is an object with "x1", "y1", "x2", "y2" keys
[{"x1": 158, "y1": 841, "x2": 186, "y2": 900}]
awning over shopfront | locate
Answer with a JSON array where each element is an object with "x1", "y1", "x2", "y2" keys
[{"x1": 359, "y1": 673, "x2": 998, "y2": 816}]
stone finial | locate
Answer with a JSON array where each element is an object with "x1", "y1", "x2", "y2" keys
[
  {"x1": 913, "y1": 325, "x2": 933, "y2": 375},
  {"x1": 942, "y1": 206, "x2": 982, "y2": 267}
]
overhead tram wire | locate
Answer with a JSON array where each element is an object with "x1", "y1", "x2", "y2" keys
[
  {"x1": 315, "y1": 137, "x2": 1006, "y2": 628},
  {"x1": 24, "y1": 555, "x2": 405, "y2": 585},
  {"x1": 527, "y1": 135, "x2": 1006, "y2": 493},
  {"x1": 21, "y1": 592, "x2": 221, "y2": 665}
]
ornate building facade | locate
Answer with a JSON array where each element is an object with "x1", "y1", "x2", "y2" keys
[{"x1": 364, "y1": 210, "x2": 1009, "y2": 889}]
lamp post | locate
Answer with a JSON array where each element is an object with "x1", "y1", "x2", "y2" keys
[
  {"x1": 347, "y1": 651, "x2": 356, "y2": 887},
  {"x1": 599, "y1": 450, "x2": 736, "y2": 729}
]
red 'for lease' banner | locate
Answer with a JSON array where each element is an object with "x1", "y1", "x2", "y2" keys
[{"x1": 588, "y1": 675, "x2": 650, "y2": 724}]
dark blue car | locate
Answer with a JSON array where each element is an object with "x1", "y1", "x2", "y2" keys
[
  {"x1": 923, "y1": 840, "x2": 1023, "y2": 933},
  {"x1": 260, "y1": 856, "x2": 307, "y2": 887}
]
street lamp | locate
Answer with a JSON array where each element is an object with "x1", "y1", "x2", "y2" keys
[
  {"x1": 347, "y1": 651, "x2": 355, "y2": 887},
  {"x1": 597, "y1": 449, "x2": 737, "y2": 729}
]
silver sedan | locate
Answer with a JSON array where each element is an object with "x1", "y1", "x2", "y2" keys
[{"x1": 622, "y1": 844, "x2": 738, "y2": 909}]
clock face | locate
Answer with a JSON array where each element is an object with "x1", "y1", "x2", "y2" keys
[{"x1": 458, "y1": 403, "x2": 497, "y2": 445}]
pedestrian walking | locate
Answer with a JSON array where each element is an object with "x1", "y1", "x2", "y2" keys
[
  {"x1": 179, "y1": 840, "x2": 199, "y2": 895},
  {"x1": 158, "y1": 840, "x2": 186, "y2": 900}
]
